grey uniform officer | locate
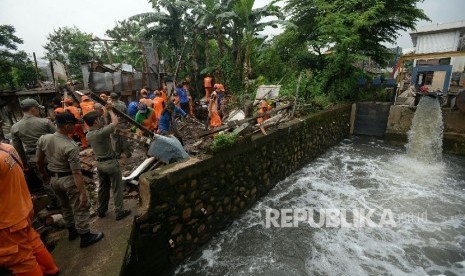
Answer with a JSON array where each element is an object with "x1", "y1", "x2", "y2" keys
[
  {"x1": 36, "y1": 112, "x2": 104, "y2": 248},
  {"x1": 109, "y1": 93, "x2": 131, "y2": 158},
  {"x1": 11, "y1": 98, "x2": 58, "y2": 207},
  {"x1": 83, "y1": 104, "x2": 131, "y2": 221}
]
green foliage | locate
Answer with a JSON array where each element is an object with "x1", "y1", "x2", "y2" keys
[
  {"x1": 43, "y1": 26, "x2": 93, "y2": 79},
  {"x1": 105, "y1": 20, "x2": 144, "y2": 69},
  {"x1": 280, "y1": 0, "x2": 428, "y2": 102},
  {"x1": 210, "y1": 132, "x2": 238, "y2": 152},
  {"x1": 0, "y1": 25, "x2": 37, "y2": 90}
]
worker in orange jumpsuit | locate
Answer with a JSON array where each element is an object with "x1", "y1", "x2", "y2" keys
[
  {"x1": 79, "y1": 96, "x2": 94, "y2": 116},
  {"x1": 79, "y1": 96, "x2": 95, "y2": 131},
  {"x1": 139, "y1": 89, "x2": 153, "y2": 108},
  {"x1": 132, "y1": 103, "x2": 158, "y2": 135},
  {"x1": 257, "y1": 100, "x2": 272, "y2": 124},
  {"x1": 203, "y1": 73, "x2": 213, "y2": 102},
  {"x1": 208, "y1": 89, "x2": 222, "y2": 128},
  {"x1": 152, "y1": 91, "x2": 165, "y2": 120},
  {"x1": 64, "y1": 98, "x2": 88, "y2": 149},
  {"x1": 0, "y1": 142, "x2": 59, "y2": 276}
]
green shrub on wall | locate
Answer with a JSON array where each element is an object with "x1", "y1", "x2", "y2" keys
[{"x1": 210, "y1": 132, "x2": 238, "y2": 153}]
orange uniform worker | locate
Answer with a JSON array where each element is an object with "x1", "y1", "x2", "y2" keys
[
  {"x1": 203, "y1": 73, "x2": 213, "y2": 102},
  {"x1": 257, "y1": 100, "x2": 271, "y2": 124},
  {"x1": 132, "y1": 103, "x2": 158, "y2": 135},
  {"x1": 79, "y1": 96, "x2": 95, "y2": 131},
  {"x1": 152, "y1": 91, "x2": 165, "y2": 119},
  {"x1": 139, "y1": 89, "x2": 153, "y2": 108},
  {"x1": 0, "y1": 142, "x2": 59, "y2": 276},
  {"x1": 208, "y1": 90, "x2": 222, "y2": 128},
  {"x1": 64, "y1": 98, "x2": 88, "y2": 149},
  {"x1": 79, "y1": 96, "x2": 94, "y2": 116}
]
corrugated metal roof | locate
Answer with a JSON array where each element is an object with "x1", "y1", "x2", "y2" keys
[{"x1": 411, "y1": 20, "x2": 465, "y2": 35}]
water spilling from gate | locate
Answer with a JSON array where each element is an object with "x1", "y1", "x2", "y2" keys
[
  {"x1": 406, "y1": 96, "x2": 444, "y2": 163},
  {"x1": 176, "y1": 99, "x2": 465, "y2": 275}
]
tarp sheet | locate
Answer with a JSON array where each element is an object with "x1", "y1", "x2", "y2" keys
[{"x1": 148, "y1": 135, "x2": 189, "y2": 163}]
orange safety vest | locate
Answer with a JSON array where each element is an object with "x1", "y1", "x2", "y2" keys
[
  {"x1": 79, "y1": 101, "x2": 95, "y2": 116},
  {"x1": 153, "y1": 97, "x2": 164, "y2": 119},
  {"x1": 65, "y1": 105, "x2": 81, "y2": 119},
  {"x1": 209, "y1": 92, "x2": 222, "y2": 127},
  {"x1": 257, "y1": 101, "x2": 271, "y2": 124}
]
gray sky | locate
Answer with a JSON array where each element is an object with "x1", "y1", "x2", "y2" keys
[{"x1": 1, "y1": 0, "x2": 464, "y2": 59}]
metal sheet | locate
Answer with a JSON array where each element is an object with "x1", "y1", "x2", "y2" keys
[
  {"x1": 416, "y1": 31, "x2": 460, "y2": 54},
  {"x1": 254, "y1": 85, "x2": 281, "y2": 105}
]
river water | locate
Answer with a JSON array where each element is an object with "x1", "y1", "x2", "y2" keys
[{"x1": 176, "y1": 135, "x2": 465, "y2": 276}]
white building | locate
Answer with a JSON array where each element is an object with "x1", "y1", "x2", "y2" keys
[{"x1": 407, "y1": 20, "x2": 465, "y2": 92}]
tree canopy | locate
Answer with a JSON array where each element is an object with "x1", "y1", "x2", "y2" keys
[
  {"x1": 0, "y1": 25, "x2": 37, "y2": 90},
  {"x1": 34, "y1": 0, "x2": 429, "y2": 103},
  {"x1": 43, "y1": 26, "x2": 93, "y2": 78}
]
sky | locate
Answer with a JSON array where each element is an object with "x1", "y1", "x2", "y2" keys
[{"x1": 1, "y1": 0, "x2": 464, "y2": 60}]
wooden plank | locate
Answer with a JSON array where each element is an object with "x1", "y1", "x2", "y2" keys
[{"x1": 198, "y1": 103, "x2": 293, "y2": 138}]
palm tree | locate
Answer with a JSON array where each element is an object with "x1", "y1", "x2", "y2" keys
[{"x1": 130, "y1": 0, "x2": 189, "y2": 57}]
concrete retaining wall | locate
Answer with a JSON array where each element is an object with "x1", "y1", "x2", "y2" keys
[
  {"x1": 122, "y1": 104, "x2": 352, "y2": 275},
  {"x1": 385, "y1": 105, "x2": 465, "y2": 155}
]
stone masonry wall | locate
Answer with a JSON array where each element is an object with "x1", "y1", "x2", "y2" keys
[{"x1": 123, "y1": 104, "x2": 352, "y2": 275}]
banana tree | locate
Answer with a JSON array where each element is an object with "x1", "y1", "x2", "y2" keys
[
  {"x1": 231, "y1": 0, "x2": 284, "y2": 89},
  {"x1": 130, "y1": 0, "x2": 192, "y2": 60}
]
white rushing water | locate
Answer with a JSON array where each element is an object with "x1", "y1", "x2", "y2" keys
[
  {"x1": 406, "y1": 96, "x2": 444, "y2": 163},
  {"x1": 176, "y1": 137, "x2": 465, "y2": 276}
]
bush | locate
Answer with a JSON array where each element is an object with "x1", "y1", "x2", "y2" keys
[{"x1": 209, "y1": 132, "x2": 238, "y2": 153}]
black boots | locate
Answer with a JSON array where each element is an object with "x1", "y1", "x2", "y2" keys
[
  {"x1": 80, "y1": 232, "x2": 104, "y2": 248},
  {"x1": 67, "y1": 225, "x2": 79, "y2": 241}
]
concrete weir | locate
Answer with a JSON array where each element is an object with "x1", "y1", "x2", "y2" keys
[{"x1": 121, "y1": 105, "x2": 352, "y2": 275}]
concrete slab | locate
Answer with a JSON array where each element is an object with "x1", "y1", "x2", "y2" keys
[{"x1": 51, "y1": 198, "x2": 139, "y2": 276}]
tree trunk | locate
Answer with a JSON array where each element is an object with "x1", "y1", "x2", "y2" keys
[{"x1": 204, "y1": 33, "x2": 210, "y2": 69}]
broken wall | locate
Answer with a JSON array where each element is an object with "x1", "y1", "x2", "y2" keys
[{"x1": 122, "y1": 104, "x2": 352, "y2": 275}]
